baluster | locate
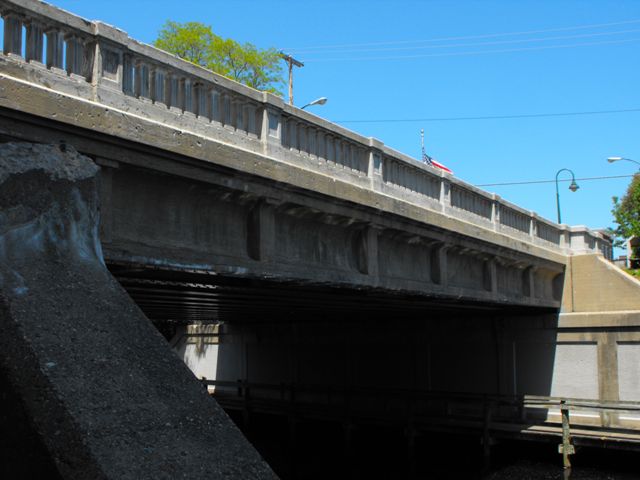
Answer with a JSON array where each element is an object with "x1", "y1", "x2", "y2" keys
[
  {"x1": 169, "y1": 75, "x2": 180, "y2": 109},
  {"x1": 228, "y1": 96, "x2": 238, "y2": 128},
  {"x1": 197, "y1": 84, "x2": 208, "y2": 119},
  {"x1": 247, "y1": 103, "x2": 257, "y2": 137},
  {"x1": 122, "y1": 54, "x2": 134, "y2": 95},
  {"x1": 288, "y1": 119, "x2": 298, "y2": 151},
  {"x1": 184, "y1": 79, "x2": 194, "y2": 113},
  {"x1": 176, "y1": 77, "x2": 186, "y2": 111},
  {"x1": 298, "y1": 124, "x2": 307, "y2": 153},
  {"x1": 221, "y1": 93, "x2": 231, "y2": 126},
  {"x1": 335, "y1": 140, "x2": 342, "y2": 166},
  {"x1": 210, "y1": 89, "x2": 221, "y2": 124},
  {"x1": 2, "y1": 12, "x2": 23, "y2": 57},
  {"x1": 162, "y1": 72, "x2": 173, "y2": 108},
  {"x1": 163, "y1": 74, "x2": 174, "y2": 110},
  {"x1": 326, "y1": 135, "x2": 334, "y2": 162},
  {"x1": 149, "y1": 66, "x2": 157, "y2": 101},
  {"x1": 307, "y1": 128, "x2": 318, "y2": 157},
  {"x1": 316, "y1": 131, "x2": 325, "y2": 160},
  {"x1": 81, "y1": 38, "x2": 95, "y2": 80},
  {"x1": 235, "y1": 99, "x2": 245, "y2": 131},
  {"x1": 25, "y1": 21, "x2": 44, "y2": 63},
  {"x1": 151, "y1": 67, "x2": 165, "y2": 104},
  {"x1": 45, "y1": 29, "x2": 64, "y2": 70},
  {"x1": 64, "y1": 34, "x2": 82, "y2": 75},
  {"x1": 135, "y1": 61, "x2": 150, "y2": 98}
]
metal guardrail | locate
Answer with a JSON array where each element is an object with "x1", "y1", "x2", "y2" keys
[
  {"x1": 202, "y1": 379, "x2": 640, "y2": 468},
  {"x1": 202, "y1": 379, "x2": 640, "y2": 418},
  {"x1": 0, "y1": 0, "x2": 612, "y2": 258}
]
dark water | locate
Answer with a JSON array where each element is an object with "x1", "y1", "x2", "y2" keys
[{"x1": 231, "y1": 412, "x2": 640, "y2": 480}]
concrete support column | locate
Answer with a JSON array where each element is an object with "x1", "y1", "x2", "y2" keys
[
  {"x1": 353, "y1": 226, "x2": 379, "y2": 276},
  {"x1": 522, "y1": 265, "x2": 536, "y2": 298},
  {"x1": 246, "y1": 200, "x2": 276, "y2": 262},
  {"x1": 95, "y1": 157, "x2": 119, "y2": 244},
  {"x1": 598, "y1": 334, "x2": 620, "y2": 426},
  {"x1": 484, "y1": 258, "x2": 498, "y2": 293},
  {"x1": 430, "y1": 243, "x2": 448, "y2": 286}
]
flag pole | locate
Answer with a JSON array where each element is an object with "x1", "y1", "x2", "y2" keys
[{"x1": 420, "y1": 129, "x2": 425, "y2": 160}]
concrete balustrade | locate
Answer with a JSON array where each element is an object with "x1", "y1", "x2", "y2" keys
[{"x1": 0, "y1": 0, "x2": 610, "y2": 258}]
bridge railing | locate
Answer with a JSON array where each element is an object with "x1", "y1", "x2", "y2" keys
[{"x1": 0, "y1": 0, "x2": 611, "y2": 258}]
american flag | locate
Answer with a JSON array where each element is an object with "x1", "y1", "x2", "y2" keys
[
  {"x1": 421, "y1": 130, "x2": 453, "y2": 174},
  {"x1": 422, "y1": 152, "x2": 453, "y2": 175}
]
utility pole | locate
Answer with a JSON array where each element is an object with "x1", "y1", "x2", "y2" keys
[{"x1": 279, "y1": 52, "x2": 304, "y2": 106}]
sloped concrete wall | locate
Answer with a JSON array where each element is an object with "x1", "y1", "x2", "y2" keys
[
  {"x1": 0, "y1": 143, "x2": 276, "y2": 479},
  {"x1": 563, "y1": 253, "x2": 640, "y2": 313}
]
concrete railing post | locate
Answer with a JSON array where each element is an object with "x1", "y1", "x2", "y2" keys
[
  {"x1": 261, "y1": 92, "x2": 284, "y2": 156},
  {"x1": 491, "y1": 195, "x2": 501, "y2": 232},
  {"x1": 368, "y1": 138, "x2": 384, "y2": 192},
  {"x1": 439, "y1": 177, "x2": 451, "y2": 214},
  {"x1": 530, "y1": 215, "x2": 538, "y2": 242}
]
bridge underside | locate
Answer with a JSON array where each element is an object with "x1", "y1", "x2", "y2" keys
[{"x1": 108, "y1": 260, "x2": 556, "y2": 328}]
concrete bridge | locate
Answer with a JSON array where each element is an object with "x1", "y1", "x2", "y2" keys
[{"x1": 1, "y1": 0, "x2": 638, "y2": 478}]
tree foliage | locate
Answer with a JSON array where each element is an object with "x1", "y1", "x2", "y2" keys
[
  {"x1": 611, "y1": 174, "x2": 640, "y2": 251},
  {"x1": 154, "y1": 21, "x2": 284, "y2": 95}
]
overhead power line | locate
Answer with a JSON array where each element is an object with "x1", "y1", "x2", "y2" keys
[
  {"x1": 299, "y1": 29, "x2": 640, "y2": 55},
  {"x1": 305, "y1": 37, "x2": 640, "y2": 62},
  {"x1": 335, "y1": 107, "x2": 640, "y2": 124},
  {"x1": 477, "y1": 174, "x2": 635, "y2": 187},
  {"x1": 284, "y1": 18, "x2": 640, "y2": 52}
]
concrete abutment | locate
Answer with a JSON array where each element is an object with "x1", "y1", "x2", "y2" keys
[{"x1": 0, "y1": 143, "x2": 276, "y2": 479}]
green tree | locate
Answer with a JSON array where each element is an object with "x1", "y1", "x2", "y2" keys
[
  {"x1": 611, "y1": 174, "x2": 640, "y2": 252},
  {"x1": 154, "y1": 21, "x2": 284, "y2": 95}
]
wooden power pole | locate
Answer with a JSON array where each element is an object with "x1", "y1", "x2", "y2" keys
[{"x1": 279, "y1": 52, "x2": 304, "y2": 106}]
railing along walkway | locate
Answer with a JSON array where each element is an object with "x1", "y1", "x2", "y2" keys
[{"x1": 202, "y1": 379, "x2": 640, "y2": 467}]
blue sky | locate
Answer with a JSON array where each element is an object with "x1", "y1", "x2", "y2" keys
[{"x1": 51, "y1": 0, "x2": 639, "y2": 246}]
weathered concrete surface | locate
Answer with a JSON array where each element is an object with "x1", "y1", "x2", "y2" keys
[
  {"x1": 562, "y1": 253, "x2": 640, "y2": 312},
  {"x1": 0, "y1": 143, "x2": 276, "y2": 479}
]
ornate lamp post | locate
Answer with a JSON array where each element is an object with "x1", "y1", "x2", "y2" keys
[{"x1": 555, "y1": 168, "x2": 579, "y2": 224}]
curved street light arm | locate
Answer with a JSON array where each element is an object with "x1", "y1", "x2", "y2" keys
[
  {"x1": 555, "y1": 168, "x2": 579, "y2": 224},
  {"x1": 608, "y1": 157, "x2": 640, "y2": 168}
]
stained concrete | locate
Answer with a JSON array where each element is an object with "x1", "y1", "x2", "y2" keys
[{"x1": 0, "y1": 143, "x2": 276, "y2": 479}]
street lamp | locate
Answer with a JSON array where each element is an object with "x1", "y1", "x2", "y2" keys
[
  {"x1": 300, "y1": 97, "x2": 328, "y2": 110},
  {"x1": 607, "y1": 156, "x2": 640, "y2": 168},
  {"x1": 555, "y1": 168, "x2": 579, "y2": 224}
]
